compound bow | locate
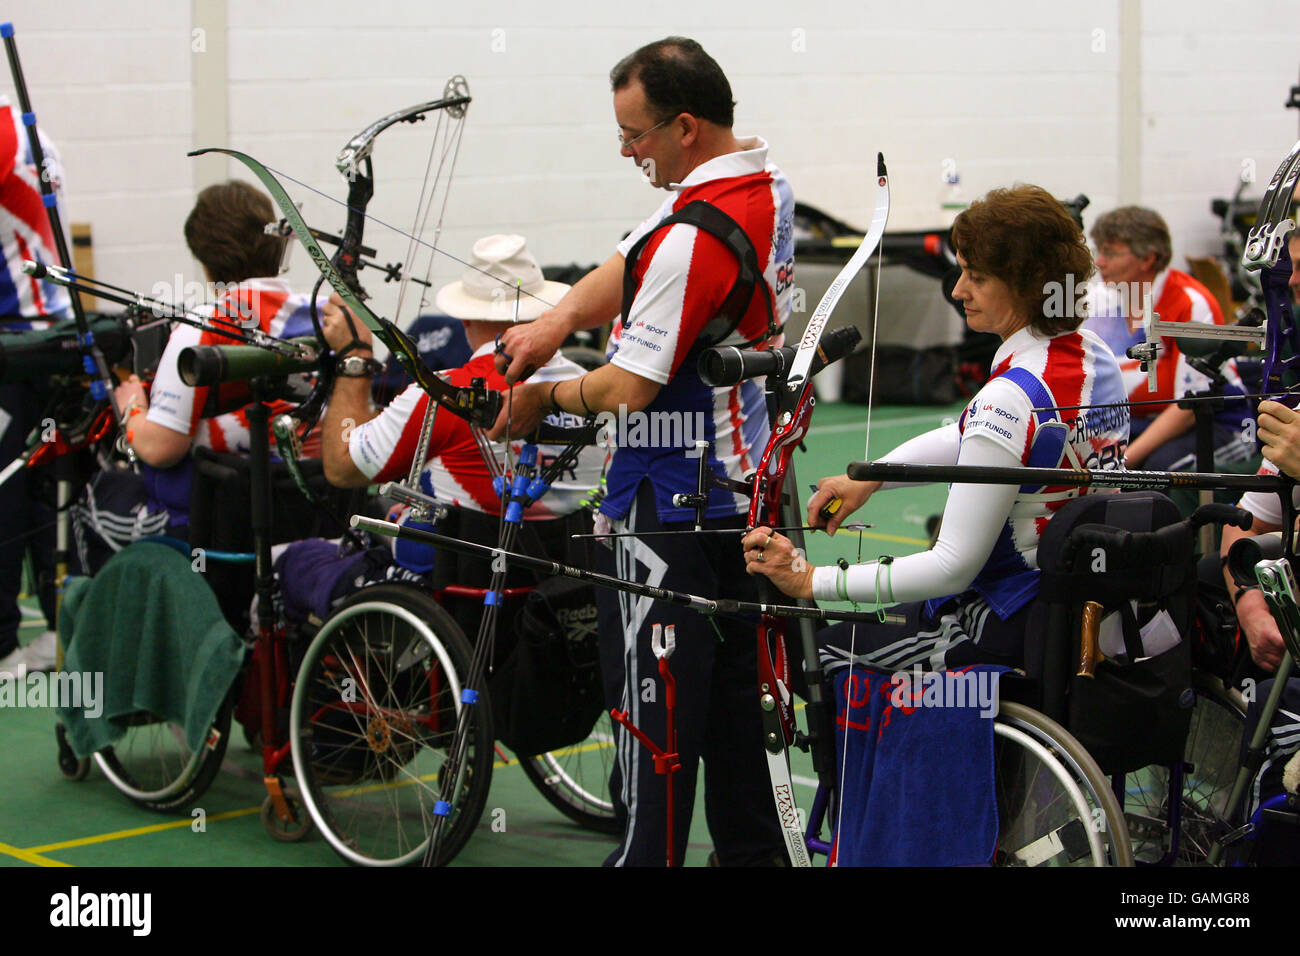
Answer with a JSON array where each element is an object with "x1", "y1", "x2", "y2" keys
[{"x1": 189, "y1": 78, "x2": 500, "y2": 432}]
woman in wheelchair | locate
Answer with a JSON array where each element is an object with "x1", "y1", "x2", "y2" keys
[{"x1": 745, "y1": 184, "x2": 1129, "y2": 675}]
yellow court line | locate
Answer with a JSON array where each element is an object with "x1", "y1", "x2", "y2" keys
[
  {"x1": 855, "y1": 530, "x2": 930, "y2": 548},
  {"x1": 0, "y1": 841, "x2": 72, "y2": 867},
  {"x1": 26, "y1": 749, "x2": 553, "y2": 855},
  {"x1": 26, "y1": 806, "x2": 260, "y2": 854}
]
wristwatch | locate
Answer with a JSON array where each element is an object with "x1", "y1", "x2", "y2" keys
[{"x1": 336, "y1": 354, "x2": 383, "y2": 377}]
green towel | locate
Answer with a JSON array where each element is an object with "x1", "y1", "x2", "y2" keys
[{"x1": 56, "y1": 541, "x2": 246, "y2": 760}]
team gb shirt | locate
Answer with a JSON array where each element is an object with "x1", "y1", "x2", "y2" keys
[
  {"x1": 147, "y1": 277, "x2": 322, "y2": 455},
  {"x1": 603, "y1": 136, "x2": 795, "y2": 522},
  {"x1": 955, "y1": 326, "x2": 1129, "y2": 614}
]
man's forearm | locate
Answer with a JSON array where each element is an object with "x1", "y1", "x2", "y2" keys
[
  {"x1": 1126, "y1": 406, "x2": 1194, "y2": 464},
  {"x1": 322, "y1": 378, "x2": 377, "y2": 487},
  {"x1": 550, "y1": 362, "x2": 660, "y2": 417}
]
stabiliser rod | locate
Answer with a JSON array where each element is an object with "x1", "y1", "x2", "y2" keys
[{"x1": 847, "y1": 460, "x2": 1290, "y2": 494}]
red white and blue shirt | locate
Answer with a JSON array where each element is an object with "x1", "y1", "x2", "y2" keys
[
  {"x1": 348, "y1": 344, "x2": 607, "y2": 519},
  {"x1": 1085, "y1": 268, "x2": 1242, "y2": 422},
  {"x1": 963, "y1": 325, "x2": 1129, "y2": 505},
  {"x1": 604, "y1": 136, "x2": 795, "y2": 522},
  {"x1": 812, "y1": 326, "x2": 1129, "y2": 617},
  {"x1": 147, "y1": 277, "x2": 323, "y2": 455},
  {"x1": 0, "y1": 97, "x2": 70, "y2": 324}
]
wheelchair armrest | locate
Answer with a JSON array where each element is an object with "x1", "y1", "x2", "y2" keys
[{"x1": 1188, "y1": 502, "x2": 1254, "y2": 532}]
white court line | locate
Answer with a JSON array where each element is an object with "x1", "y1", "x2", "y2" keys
[{"x1": 806, "y1": 412, "x2": 956, "y2": 438}]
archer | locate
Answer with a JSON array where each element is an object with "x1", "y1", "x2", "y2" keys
[{"x1": 490, "y1": 37, "x2": 796, "y2": 868}]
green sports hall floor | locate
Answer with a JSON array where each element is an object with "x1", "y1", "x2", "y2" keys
[{"x1": 0, "y1": 399, "x2": 962, "y2": 868}]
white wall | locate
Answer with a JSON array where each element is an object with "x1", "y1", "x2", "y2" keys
[{"x1": 5, "y1": 0, "x2": 1297, "y2": 322}]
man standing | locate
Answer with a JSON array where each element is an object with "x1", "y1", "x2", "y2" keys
[{"x1": 491, "y1": 38, "x2": 795, "y2": 866}]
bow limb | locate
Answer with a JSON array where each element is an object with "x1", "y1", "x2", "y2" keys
[
  {"x1": 747, "y1": 153, "x2": 891, "y2": 868},
  {"x1": 783, "y1": 153, "x2": 891, "y2": 402},
  {"x1": 335, "y1": 82, "x2": 470, "y2": 179},
  {"x1": 188, "y1": 146, "x2": 500, "y2": 429}
]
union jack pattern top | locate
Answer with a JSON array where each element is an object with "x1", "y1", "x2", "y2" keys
[
  {"x1": 348, "y1": 344, "x2": 607, "y2": 518},
  {"x1": 812, "y1": 327, "x2": 1129, "y2": 617},
  {"x1": 0, "y1": 97, "x2": 70, "y2": 324},
  {"x1": 146, "y1": 277, "x2": 323, "y2": 455},
  {"x1": 603, "y1": 136, "x2": 795, "y2": 522},
  {"x1": 953, "y1": 326, "x2": 1130, "y2": 613}
]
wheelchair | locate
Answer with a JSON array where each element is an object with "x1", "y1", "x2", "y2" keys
[
  {"x1": 801, "y1": 491, "x2": 1253, "y2": 866},
  {"x1": 56, "y1": 394, "x2": 615, "y2": 864},
  {"x1": 288, "y1": 505, "x2": 615, "y2": 866}
]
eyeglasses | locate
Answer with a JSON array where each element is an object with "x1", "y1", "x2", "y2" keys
[
  {"x1": 616, "y1": 116, "x2": 675, "y2": 150},
  {"x1": 1095, "y1": 244, "x2": 1134, "y2": 260}
]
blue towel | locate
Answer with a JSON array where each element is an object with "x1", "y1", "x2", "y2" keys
[
  {"x1": 830, "y1": 664, "x2": 1006, "y2": 866},
  {"x1": 274, "y1": 538, "x2": 369, "y2": 623}
]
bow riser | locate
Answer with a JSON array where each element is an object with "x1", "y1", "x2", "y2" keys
[
  {"x1": 1241, "y1": 138, "x2": 1300, "y2": 396},
  {"x1": 1261, "y1": 255, "x2": 1297, "y2": 395},
  {"x1": 742, "y1": 155, "x2": 889, "y2": 867}
]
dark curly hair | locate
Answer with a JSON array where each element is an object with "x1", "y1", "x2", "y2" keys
[
  {"x1": 184, "y1": 180, "x2": 284, "y2": 284},
  {"x1": 610, "y1": 37, "x2": 735, "y2": 127},
  {"x1": 951, "y1": 184, "x2": 1095, "y2": 336}
]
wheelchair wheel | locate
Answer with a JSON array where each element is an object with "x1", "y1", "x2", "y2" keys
[
  {"x1": 993, "y1": 702, "x2": 1133, "y2": 867},
  {"x1": 1122, "y1": 676, "x2": 1246, "y2": 864},
  {"x1": 93, "y1": 695, "x2": 232, "y2": 812},
  {"x1": 517, "y1": 711, "x2": 619, "y2": 834},
  {"x1": 290, "y1": 584, "x2": 493, "y2": 866}
]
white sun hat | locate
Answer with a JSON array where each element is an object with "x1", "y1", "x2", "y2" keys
[{"x1": 434, "y1": 234, "x2": 570, "y2": 321}]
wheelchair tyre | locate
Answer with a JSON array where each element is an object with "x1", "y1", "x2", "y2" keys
[
  {"x1": 1121, "y1": 675, "x2": 1247, "y2": 864},
  {"x1": 518, "y1": 711, "x2": 619, "y2": 834},
  {"x1": 260, "y1": 791, "x2": 314, "y2": 842},
  {"x1": 55, "y1": 722, "x2": 91, "y2": 781},
  {"x1": 994, "y1": 702, "x2": 1134, "y2": 867},
  {"x1": 93, "y1": 695, "x2": 232, "y2": 812},
  {"x1": 290, "y1": 584, "x2": 492, "y2": 867}
]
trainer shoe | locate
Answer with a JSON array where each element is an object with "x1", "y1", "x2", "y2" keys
[
  {"x1": 0, "y1": 646, "x2": 26, "y2": 682},
  {"x1": 23, "y1": 630, "x2": 58, "y2": 672}
]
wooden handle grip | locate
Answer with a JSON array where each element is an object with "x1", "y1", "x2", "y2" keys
[{"x1": 1078, "y1": 600, "x2": 1105, "y2": 678}]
